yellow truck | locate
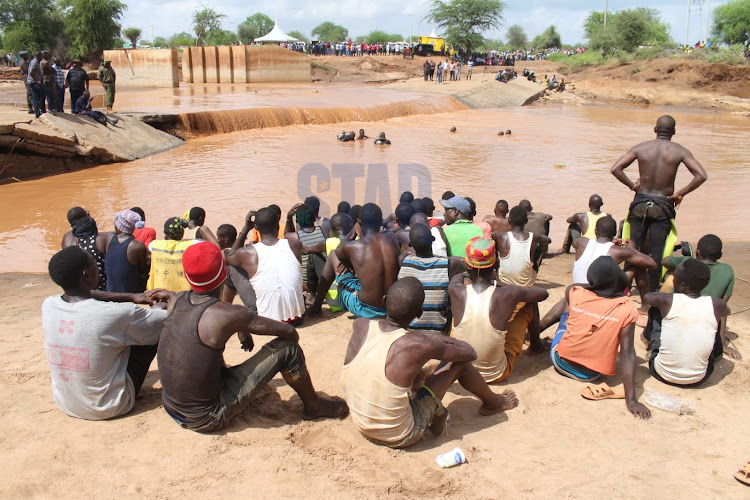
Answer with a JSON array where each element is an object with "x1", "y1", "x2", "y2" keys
[{"x1": 415, "y1": 36, "x2": 454, "y2": 56}]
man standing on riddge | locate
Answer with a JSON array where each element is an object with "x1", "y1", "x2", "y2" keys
[
  {"x1": 97, "y1": 59, "x2": 116, "y2": 113},
  {"x1": 610, "y1": 115, "x2": 708, "y2": 292}
]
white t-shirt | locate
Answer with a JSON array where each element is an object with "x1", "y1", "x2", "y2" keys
[{"x1": 42, "y1": 296, "x2": 166, "y2": 420}]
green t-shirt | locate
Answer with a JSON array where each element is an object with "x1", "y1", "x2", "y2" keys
[
  {"x1": 443, "y1": 219, "x2": 483, "y2": 258},
  {"x1": 667, "y1": 256, "x2": 734, "y2": 298}
]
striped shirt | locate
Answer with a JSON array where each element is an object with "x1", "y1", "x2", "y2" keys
[
  {"x1": 398, "y1": 255, "x2": 450, "y2": 334},
  {"x1": 53, "y1": 64, "x2": 64, "y2": 89},
  {"x1": 297, "y1": 226, "x2": 326, "y2": 286}
]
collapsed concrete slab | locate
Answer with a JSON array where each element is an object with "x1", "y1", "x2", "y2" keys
[{"x1": 0, "y1": 111, "x2": 183, "y2": 181}]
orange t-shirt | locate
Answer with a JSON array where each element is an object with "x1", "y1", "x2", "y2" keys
[{"x1": 556, "y1": 286, "x2": 638, "y2": 375}]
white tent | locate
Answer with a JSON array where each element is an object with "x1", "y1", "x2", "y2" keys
[{"x1": 254, "y1": 19, "x2": 299, "y2": 43}]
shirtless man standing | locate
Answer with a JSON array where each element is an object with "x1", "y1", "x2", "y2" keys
[
  {"x1": 307, "y1": 203, "x2": 399, "y2": 318},
  {"x1": 610, "y1": 115, "x2": 707, "y2": 291}
]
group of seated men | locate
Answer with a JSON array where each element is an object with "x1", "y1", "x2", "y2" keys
[{"x1": 43, "y1": 189, "x2": 737, "y2": 446}]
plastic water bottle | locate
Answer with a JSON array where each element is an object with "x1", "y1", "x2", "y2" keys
[
  {"x1": 436, "y1": 447, "x2": 466, "y2": 468},
  {"x1": 644, "y1": 390, "x2": 697, "y2": 415}
]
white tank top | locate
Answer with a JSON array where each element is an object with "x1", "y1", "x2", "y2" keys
[
  {"x1": 572, "y1": 240, "x2": 614, "y2": 283},
  {"x1": 249, "y1": 240, "x2": 305, "y2": 322},
  {"x1": 431, "y1": 226, "x2": 447, "y2": 257},
  {"x1": 654, "y1": 294, "x2": 717, "y2": 385},
  {"x1": 452, "y1": 283, "x2": 508, "y2": 382},
  {"x1": 498, "y1": 232, "x2": 536, "y2": 287},
  {"x1": 340, "y1": 322, "x2": 413, "y2": 443}
]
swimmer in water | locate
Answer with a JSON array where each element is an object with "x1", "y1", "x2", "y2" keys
[
  {"x1": 374, "y1": 132, "x2": 391, "y2": 145},
  {"x1": 357, "y1": 129, "x2": 369, "y2": 140}
]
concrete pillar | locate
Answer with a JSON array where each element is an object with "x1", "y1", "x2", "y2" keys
[
  {"x1": 204, "y1": 46, "x2": 219, "y2": 83},
  {"x1": 182, "y1": 48, "x2": 193, "y2": 83},
  {"x1": 217, "y1": 46, "x2": 233, "y2": 83},
  {"x1": 189, "y1": 46, "x2": 205, "y2": 83},
  {"x1": 231, "y1": 45, "x2": 247, "y2": 83}
]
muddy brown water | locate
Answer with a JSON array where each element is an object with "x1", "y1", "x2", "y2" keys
[{"x1": 1, "y1": 100, "x2": 748, "y2": 273}]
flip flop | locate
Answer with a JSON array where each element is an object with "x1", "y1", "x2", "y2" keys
[
  {"x1": 735, "y1": 461, "x2": 750, "y2": 486},
  {"x1": 580, "y1": 383, "x2": 625, "y2": 400}
]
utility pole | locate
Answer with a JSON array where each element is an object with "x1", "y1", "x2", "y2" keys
[
  {"x1": 604, "y1": 0, "x2": 608, "y2": 27},
  {"x1": 409, "y1": 14, "x2": 415, "y2": 44},
  {"x1": 685, "y1": 0, "x2": 691, "y2": 47},
  {"x1": 705, "y1": 0, "x2": 711, "y2": 43}
]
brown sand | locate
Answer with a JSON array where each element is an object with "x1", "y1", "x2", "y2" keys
[{"x1": 1, "y1": 243, "x2": 749, "y2": 497}]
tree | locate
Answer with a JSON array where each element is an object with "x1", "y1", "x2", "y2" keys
[
  {"x1": 237, "y1": 13, "x2": 274, "y2": 44},
  {"x1": 0, "y1": 0, "x2": 61, "y2": 53},
  {"x1": 287, "y1": 30, "x2": 309, "y2": 42},
  {"x1": 63, "y1": 0, "x2": 125, "y2": 58},
  {"x1": 712, "y1": 0, "x2": 750, "y2": 45},
  {"x1": 532, "y1": 25, "x2": 562, "y2": 48},
  {"x1": 192, "y1": 7, "x2": 226, "y2": 46},
  {"x1": 312, "y1": 21, "x2": 349, "y2": 41},
  {"x1": 167, "y1": 31, "x2": 196, "y2": 47},
  {"x1": 206, "y1": 29, "x2": 236, "y2": 46},
  {"x1": 506, "y1": 24, "x2": 527, "y2": 50},
  {"x1": 424, "y1": 0, "x2": 505, "y2": 54},
  {"x1": 153, "y1": 36, "x2": 167, "y2": 47},
  {"x1": 585, "y1": 8, "x2": 671, "y2": 52},
  {"x1": 122, "y1": 27, "x2": 142, "y2": 47}
]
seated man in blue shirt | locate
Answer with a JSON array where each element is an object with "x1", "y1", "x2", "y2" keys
[{"x1": 73, "y1": 90, "x2": 118, "y2": 126}]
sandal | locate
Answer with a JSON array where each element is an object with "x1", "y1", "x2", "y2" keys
[
  {"x1": 735, "y1": 461, "x2": 750, "y2": 486},
  {"x1": 581, "y1": 383, "x2": 625, "y2": 400}
]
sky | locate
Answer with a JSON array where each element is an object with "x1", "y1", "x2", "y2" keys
[{"x1": 123, "y1": 0, "x2": 729, "y2": 46}]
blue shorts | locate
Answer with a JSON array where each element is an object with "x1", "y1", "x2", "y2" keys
[
  {"x1": 550, "y1": 313, "x2": 600, "y2": 382},
  {"x1": 335, "y1": 272, "x2": 387, "y2": 319}
]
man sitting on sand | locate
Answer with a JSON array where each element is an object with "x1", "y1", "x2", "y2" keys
[
  {"x1": 661, "y1": 234, "x2": 738, "y2": 360},
  {"x1": 62, "y1": 209, "x2": 110, "y2": 291},
  {"x1": 483, "y1": 199, "x2": 511, "y2": 233},
  {"x1": 147, "y1": 217, "x2": 199, "y2": 292},
  {"x1": 227, "y1": 208, "x2": 305, "y2": 324},
  {"x1": 451, "y1": 237, "x2": 548, "y2": 382},
  {"x1": 493, "y1": 206, "x2": 552, "y2": 353},
  {"x1": 307, "y1": 203, "x2": 400, "y2": 319},
  {"x1": 642, "y1": 259, "x2": 729, "y2": 387},
  {"x1": 158, "y1": 242, "x2": 348, "y2": 432},
  {"x1": 397, "y1": 223, "x2": 465, "y2": 335},
  {"x1": 183, "y1": 206, "x2": 219, "y2": 246},
  {"x1": 571, "y1": 216, "x2": 656, "y2": 323},
  {"x1": 562, "y1": 194, "x2": 608, "y2": 253},
  {"x1": 539, "y1": 256, "x2": 651, "y2": 419},
  {"x1": 42, "y1": 246, "x2": 169, "y2": 420},
  {"x1": 441, "y1": 195, "x2": 483, "y2": 258},
  {"x1": 340, "y1": 277, "x2": 519, "y2": 448}
]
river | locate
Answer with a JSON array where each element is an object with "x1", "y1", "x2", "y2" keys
[{"x1": 1, "y1": 100, "x2": 748, "y2": 273}]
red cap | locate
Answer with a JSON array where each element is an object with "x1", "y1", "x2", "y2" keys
[{"x1": 182, "y1": 242, "x2": 227, "y2": 293}]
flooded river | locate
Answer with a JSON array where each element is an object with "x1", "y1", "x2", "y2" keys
[{"x1": 1, "y1": 101, "x2": 748, "y2": 273}]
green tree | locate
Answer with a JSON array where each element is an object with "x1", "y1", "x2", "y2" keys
[
  {"x1": 362, "y1": 30, "x2": 403, "y2": 44},
  {"x1": 424, "y1": 0, "x2": 505, "y2": 54},
  {"x1": 506, "y1": 24, "x2": 527, "y2": 49},
  {"x1": 206, "y1": 29, "x2": 236, "y2": 46},
  {"x1": 0, "y1": 0, "x2": 61, "y2": 53},
  {"x1": 192, "y1": 7, "x2": 226, "y2": 46},
  {"x1": 122, "y1": 27, "x2": 142, "y2": 47},
  {"x1": 312, "y1": 21, "x2": 349, "y2": 41},
  {"x1": 532, "y1": 25, "x2": 562, "y2": 48},
  {"x1": 153, "y1": 36, "x2": 167, "y2": 47},
  {"x1": 237, "y1": 13, "x2": 274, "y2": 44},
  {"x1": 287, "y1": 30, "x2": 309, "y2": 42},
  {"x1": 167, "y1": 31, "x2": 196, "y2": 47},
  {"x1": 63, "y1": 0, "x2": 125, "y2": 58},
  {"x1": 585, "y1": 8, "x2": 671, "y2": 52},
  {"x1": 712, "y1": 0, "x2": 750, "y2": 45}
]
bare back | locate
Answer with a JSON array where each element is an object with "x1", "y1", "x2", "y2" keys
[{"x1": 338, "y1": 232, "x2": 400, "y2": 308}]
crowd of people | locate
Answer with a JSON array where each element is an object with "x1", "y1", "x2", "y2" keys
[
  {"x1": 18, "y1": 49, "x2": 117, "y2": 122},
  {"x1": 42, "y1": 115, "x2": 741, "y2": 454}
]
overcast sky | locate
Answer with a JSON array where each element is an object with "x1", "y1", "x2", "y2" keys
[{"x1": 124, "y1": 0, "x2": 728, "y2": 46}]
